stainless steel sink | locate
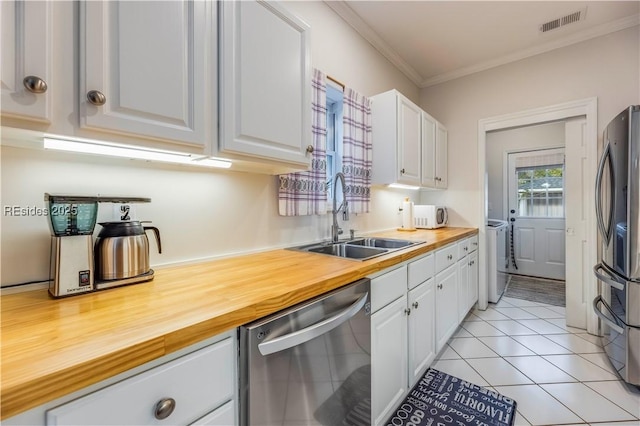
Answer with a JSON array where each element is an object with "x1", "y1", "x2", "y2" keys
[
  {"x1": 288, "y1": 237, "x2": 425, "y2": 261},
  {"x1": 347, "y1": 237, "x2": 417, "y2": 249},
  {"x1": 307, "y1": 243, "x2": 388, "y2": 259}
]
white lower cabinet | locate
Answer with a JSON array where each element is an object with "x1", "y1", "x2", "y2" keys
[
  {"x1": 408, "y1": 279, "x2": 435, "y2": 387},
  {"x1": 435, "y1": 264, "x2": 458, "y2": 352},
  {"x1": 370, "y1": 253, "x2": 435, "y2": 426},
  {"x1": 45, "y1": 336, "x2": 235, "y2": 426},
  {"x1": 457, "y1": 236, "x2": 480, "y2": 321},
  {"x1": 458, "y1": 257, "x2": 470, "y2": 323},
  {"x1": 371, "y1": 294, "x2": 408, "y2": 426}
]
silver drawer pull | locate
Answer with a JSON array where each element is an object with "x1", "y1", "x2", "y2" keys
[
  {"x1": 87, "y1": 90, "x2": 106, "y2": 106},
  {"x1": 447, "y1": 254, "x2": 453, "y2": 260},
  {"x1": 437, "y1": 284, "x2": 443, "y2": 289},
  {"x1": 154, "y1": 398, "x2": 176, "y2": 420},
  {"x1": 23, "y1": 75, "x2": 47, "y2": 93},
  {"x1": 412, "y1": 301, "x2": 419, "y2": 309}
]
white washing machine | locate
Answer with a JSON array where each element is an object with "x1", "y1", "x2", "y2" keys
[{"x1": 487, "y1": 219, "x2": 508, "y2": 303}]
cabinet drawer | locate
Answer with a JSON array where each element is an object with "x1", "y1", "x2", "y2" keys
[
  {"x1": 408, "y1": 253, "x2": 434, "y2": 290},
  {"x1": 468, "y1": 235, "x2": 479, "y2": 253},
  {"x1": 457, "y1": 238, "x2": 471, "y2": 259},
  {"x1": 435, "y1": 244, "x2": 457, "y2": 273},
  {"x1": 47, "y1": 338, "x2": 234, "y2": 426},
  {"x1": 371, "y1": 265, "x2": 407, "y2": 313}
]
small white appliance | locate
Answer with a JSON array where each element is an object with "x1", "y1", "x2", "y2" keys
[
  {"x1": 414, "y1": 205, "x2": 448, "y2": 229},
  {"x1": 487, "y1": 219, "x2": 508, "y2": 302}
]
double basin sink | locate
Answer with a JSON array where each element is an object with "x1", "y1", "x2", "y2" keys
[{"x1": 289, "y1": 237, "x2": 425, "y2": 261}]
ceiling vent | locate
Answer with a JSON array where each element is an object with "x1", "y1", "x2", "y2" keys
[{"x1": 539, "y1": 8, "x2": 587, "y2": 34}]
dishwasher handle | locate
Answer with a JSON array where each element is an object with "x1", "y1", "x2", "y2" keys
[{"x1": 258, "y1": 292, "x2": 368, "y2": 356}]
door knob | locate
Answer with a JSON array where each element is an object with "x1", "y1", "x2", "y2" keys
[
  {"x1": 87, "y1": 90, "x2": 106, "y2": 106},
  {"x1": 23, "y1": 76, "x2": 47, "y2": 93}
]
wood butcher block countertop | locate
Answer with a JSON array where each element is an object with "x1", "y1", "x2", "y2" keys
[{"x1": 1, "y1": 227, "x2": 477, "y2": 419}]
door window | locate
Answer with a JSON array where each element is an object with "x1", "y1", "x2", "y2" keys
[{"x1": 516, "y1": 165, "x2": 564, "y2": 217}]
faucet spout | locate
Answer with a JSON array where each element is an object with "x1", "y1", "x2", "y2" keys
[{"x1": 332, "y1": 172, "x2": 349, "y2": 243}]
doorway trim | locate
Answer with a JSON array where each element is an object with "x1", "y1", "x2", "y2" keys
[{"x1": 477, "y1": 97, "x2": 598, "y2": 334}]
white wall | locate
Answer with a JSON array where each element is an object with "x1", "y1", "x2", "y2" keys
[
  {"x1": 419, "y1": 26, "x2": 640, "y2": 226},
  {"x1": 0, "y1": 1, "x2": 419, "y2": 287},
  {"x1": 486, "y1": 122, "x2": 565, "y2": 220}
]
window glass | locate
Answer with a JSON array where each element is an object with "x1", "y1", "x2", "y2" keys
[{"x1": 516, "y1": 165, "x2": 564, "y2": 218}]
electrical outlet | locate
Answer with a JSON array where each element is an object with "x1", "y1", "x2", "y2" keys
[{"x1": 113, "y1": 203, "x2": 136, "y2": 221}]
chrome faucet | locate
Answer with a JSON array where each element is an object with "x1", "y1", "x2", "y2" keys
[{"x1": 331, "y1": 172, "x2": 349, "y2": 243}]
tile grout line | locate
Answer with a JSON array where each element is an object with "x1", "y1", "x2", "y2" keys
[{"x1": 447, "y1": 301, "x2": 640, "y2": 424}]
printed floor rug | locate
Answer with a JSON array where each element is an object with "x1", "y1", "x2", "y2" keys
[
  {"x1": 503, "y1": 274, "x2": 566, "y2": 307},
  {"x1": 385, "y1": 368, "x2": 517, "y2": 426}
]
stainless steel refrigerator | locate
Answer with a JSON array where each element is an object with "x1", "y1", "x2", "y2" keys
[{"x1": 593, "y1": 105, "x2": 640, "y2": 387}]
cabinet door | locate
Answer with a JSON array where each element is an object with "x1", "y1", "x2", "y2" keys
[
  {"x1": 420, "y1": 112, "x2": 437, "y2": 188},
  {"x1": 435, "y1": 122, "x2": 448, "y2": 188},
  {"x1": 468, "y1": 250, "x2": 479, "y2": 311},
  {"x1": 408, "y1": 279, "x2": 435, "y2": 387},
  {"x1": 371, "y1": 295, "x2": 408, "y2": 426},
  {"x1": 1, "y1": 0, "x2": 52, "y2": 122},
  {"x1": 397, "y1": 95, "x2": 421, "y2": 185},
  {"x1": 79, "y1": 0, "x2": 211, "y2": 147},
  {"x1": 219, "y1": 0, "x2": 311, "y2": 167},
  {"x1": 435, "y1": 264, "x2": 458, "y2": 352},
  {"x1": 457, "y1": 257, "x2": 469, "y2": 323}
]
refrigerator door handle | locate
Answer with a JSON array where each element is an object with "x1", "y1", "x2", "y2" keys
[
  {"x1": 595, "y1": 143, "x2": 615, "y2": 243},
  {"x1": 593, "y1": 263, "x2": 625, "y2": 291},
  {"x1": 593, "y1": 295, "x2": 625, "y2": 334},
  {"x1": 257, "y1": 292, "x2": 368, "y2": 356}
]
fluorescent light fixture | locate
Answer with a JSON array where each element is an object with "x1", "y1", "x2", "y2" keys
[
  {"x1": 388, "y1": 183, "x2": 421, "y2": 190},
  {"x1": 43, "y1": 137, "x2": 231, "y2": 169}
]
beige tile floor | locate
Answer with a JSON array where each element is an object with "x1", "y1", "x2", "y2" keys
[{"x1": 433, "y1": 296, "x2": 640, "y2": 426}]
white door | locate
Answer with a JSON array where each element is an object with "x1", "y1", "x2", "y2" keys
[
  {"x1": 80, "y1": 0, "x2": 211, "y2": 147},
  {"x1": 564, "y1": 117, "x2": 589, "y2": 329},
  {"x1": 507, "y1": 148, "x2": 566, "y2": 280}
]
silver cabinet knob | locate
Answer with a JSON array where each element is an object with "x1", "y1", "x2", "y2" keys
[
  {"x1": 404, "y1": 308, "x2": 411, "y2": 315},
  {"x1": 447, "y1": 254, "x2": 453, "y2": 260},
  {"x1": 23, "y1": 75, "x2": 47, "y2": 94},
  {"x1": 412, "y1": 301, "x2": 419, "y2": 309},
  {"x1": 438, "y1": 284, "x2": 443, "y2": 289},
  {"x1": 400, "y1": 168, "x2": 405, "y2": 174},
  {"x1": 306, "y1": 145, "x2": 314, "y2": 154},
  {"x1": 154, "y1": 398, "x2": 176, "y2": 420},
  {"x1": 87, "y1": 90, "x2": 106, "y2": 106}
]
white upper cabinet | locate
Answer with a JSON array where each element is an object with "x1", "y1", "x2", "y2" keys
[
  {"x1": 219, "y1": 0, "x2": 312, "y2": 168},
  {"x1": 372, "y1": 89, "x2": 447, "y2": 188},
  {"x1": 421, "y1": 113, "x2": 448, "y2": 189},
  {"x1": 371, "y1": 90, "x2": 422, "y2": 186},
  {"x1": 1, "y1": 0, "x2": 52, "y2": 123},
  {"x1": 79, "y1": 0, "x2": 213, "y2": 148}
]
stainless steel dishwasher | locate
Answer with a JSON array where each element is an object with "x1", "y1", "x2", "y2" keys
[{"x1": 239, "y1": 278, "x2": 371, "y2": 426}]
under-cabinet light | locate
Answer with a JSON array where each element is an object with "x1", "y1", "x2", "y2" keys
[
  {"x1": 43, "y1": 137, "x2": 232, "y2": 169},
  {"x1": 388, "y1": 183, "x2": 420, "y2": 190}
]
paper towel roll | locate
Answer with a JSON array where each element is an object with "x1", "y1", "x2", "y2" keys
[{"x1": 402, "y1": 198, "x2": 415, "y2": 230}]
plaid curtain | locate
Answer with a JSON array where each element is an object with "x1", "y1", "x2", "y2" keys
[
  {"x1": 277, "y1": 69, "x2": 328, "y2": 216},
  {"x1": 342, "y1": 88, "x2": 372, "y2": 214}
]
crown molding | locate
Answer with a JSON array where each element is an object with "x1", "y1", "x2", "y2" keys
[
  {"x1": 422, "y1": 14, "x2": 640, "y2": 87},
  {"x1": 324, "y1": 1, "x2": 639, "y2": 89},
  {"x1": 324, "y1": 0, "x2": 423, "y2": 86}
]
